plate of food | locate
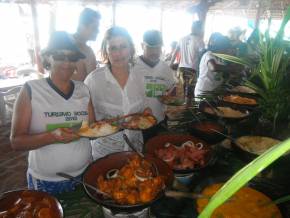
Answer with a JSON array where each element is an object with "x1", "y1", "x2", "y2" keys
[
  {"x1": 82, "y1": 152, "x2": 173, "y2": 211},
  {"x1": 0, "y1": 189, "x2": 63, "y2": 218},
  {"x1": 199, "y1": 101, "x2": 251, "y2": 121},
  {"x1": 220, "y1": 94, "x2": 258, "y2": 107},
  {"x1": 77, "y1": 121, "x2": 120, "y2": 139},
  {"x1": 145, "y1": 134, "x2": 214, "y2": 175},
  {"x1": 121, "y1": 113, "x2": 157, "y2": 130},
  {"x1": 158, "y1": 95, "x2": 185, "y2": 106}
]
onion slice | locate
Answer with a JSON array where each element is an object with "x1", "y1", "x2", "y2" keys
[
  {"x1": 195, "y1": 142, "x2": 204, "y2": 150},
  {"x1": 134, "y1": 170, "x2": 151, "y2": 181},
  {"x1": 164, "y1": 142, "x2": 172, "y2": 148},
  {"x1": 181, "y1": 141, "x2": 195, "y2": 148},
  {"x1": 106, "y1": 169, "x2": 119, "y2": 179},
  {"x1": 162, "y1": 153, "x2": 176, "y2": 162}
]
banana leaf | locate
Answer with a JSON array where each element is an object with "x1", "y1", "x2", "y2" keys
[
  {"x1": 212, "y1": 53, "x2": 253, "y2": 66},
  {"x1": 198, "y1": 138, "x2": 290, "y2": 218}
]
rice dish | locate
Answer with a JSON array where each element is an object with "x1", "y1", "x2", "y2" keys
[{"x1": 236, "y1": 136, "x2": 281, "y2": 155}]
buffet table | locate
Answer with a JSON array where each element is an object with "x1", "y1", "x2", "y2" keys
[
  {"x1": 55, "y1": 144, "x2": 290, "y2": 217},
  {"x1": 55, "y1": 106, "x2": 290, "y2": 217}
]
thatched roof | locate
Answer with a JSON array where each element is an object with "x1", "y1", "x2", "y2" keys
[
  {"x1": 208, "y1": 0, "x2": 290, "y2": 19},
  {"x1": 3, "y1": 0, "x2": 290, "y2": 18}
]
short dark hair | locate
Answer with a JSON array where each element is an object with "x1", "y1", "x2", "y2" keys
[
  {"x1": 78, "y1": 8, "x2": 101, "y2": 28},
  {"x1": 170, "y1": 41, "x2": 178, "y2": 48},
  {"x1": 143, "y1": 30, "x2": 163, "y2": 47},
  {"x1": 191, "y1": 20, "x2": 203, "y2": 35},
  {"x1": 208, "y1": 32, "x2": 232, "y2": 52}
]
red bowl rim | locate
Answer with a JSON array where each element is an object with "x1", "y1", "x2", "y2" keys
[{"x1": 0, "y1": 189, "x2": 63, "y2": 217}]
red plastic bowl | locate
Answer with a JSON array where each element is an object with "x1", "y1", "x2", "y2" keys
[
  {"x1": 83, "y1": 151, "x2": 174, "y2": 211},
  {"x1": 145, "y1": 134, "x2": 214, "y2": 175},
  {"x1": 0, "y1": 189, "x2": 63, "y2": 217}
]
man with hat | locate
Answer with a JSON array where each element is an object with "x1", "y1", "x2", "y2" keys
[{"x1": 133, "y1": 30, "x2": 175, "y2": 142}]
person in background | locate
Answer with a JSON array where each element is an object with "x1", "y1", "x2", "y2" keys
[
  {"x1": 228, "y1": 26, "x2": 247, "y2": 57},
  {"x1": 195, "y1": 32, "x2": 243, "y2": 98},
  {"x1": 133, "y1": 30, "x2": 175, "y2": 143},
  {"x1": 246, "y1": 28, "x2": 260, "y2": 61},
  {"x1": 72, "y1": 8, "x2": 101, "y2": 81},
  {"x1": 26, "y1": 33, "x2": 35, "y2": 66},
  {"x1": 85, "y1": 26, "x2": 150, "y2": 160},
  {"x1": 164, "y1": 41, "x2": 178, "y2": 61},
  {"x1": 165, "y1": 41, "x2": 180, "y2": 74},
  {"x1": 10, "y1": 31, "x2": 95, "y2": 195},
  {"x1": 170, "y1": 20, "x2": 205, "y2": 97}
]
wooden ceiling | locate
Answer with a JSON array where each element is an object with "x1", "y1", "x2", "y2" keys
[{"x1": 4, "y1": 0, "x2": 290, "y2": 18}]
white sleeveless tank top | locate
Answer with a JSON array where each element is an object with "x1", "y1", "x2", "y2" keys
[{"x1": 27, "y1": 78, "x2": 92, "y2": 181}]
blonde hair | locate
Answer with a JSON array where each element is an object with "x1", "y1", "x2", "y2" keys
[{"x1": 101, "y1": 26, "x2": 135, "y2": 66}]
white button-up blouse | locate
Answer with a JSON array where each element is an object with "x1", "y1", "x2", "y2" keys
[{"x1": 84, "y1": 65, "x2": 147, "y2": 160}]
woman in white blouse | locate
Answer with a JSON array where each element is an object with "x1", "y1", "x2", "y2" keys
[{"x1": 85, "y1": 26, "x2": 149, "y2": 160}]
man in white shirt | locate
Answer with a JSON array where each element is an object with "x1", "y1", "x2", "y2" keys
[
  {"x1": 170, "y1": 21, "x2": 205, "y2": 97},
  {"x1": 195, "y1": 33, "x2": 243, "y2": 98},
  {"x1": 133, "y1": 30, "x2": 175, "y2": 142},
  {"x1": 72, "y1": 8, "x2": 101, "y2": 81}
]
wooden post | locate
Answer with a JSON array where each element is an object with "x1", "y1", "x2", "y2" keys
[
  {"x1": 49, "y1": 3, "x2": 56, "y2": 35},
  {"x1": 254, "y1": 1, "x2": 262, "y2": 28},
  {"x1": 160, "y1": 7, "x2": 164, "y2": 32},
  {"x1": 196, "y1": 1, "x2": 209, "y2": 39},
  {"x1": 30, "y1": 0, "x2": 44, "y2": 73},
  {"x1": 112, "y1": 0, "x2": 116, "y2": 26}
]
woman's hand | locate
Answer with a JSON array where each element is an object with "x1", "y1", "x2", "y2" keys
[
  {"x1": 51, "y1": 128, "x2": 80, "y2": 143},
  {"x1": 166, "y1": 86, "x2": 177, "y2": 96}
]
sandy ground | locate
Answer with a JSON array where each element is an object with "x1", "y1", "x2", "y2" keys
[{"x1": 0, "y1": 122, "x2": 27, "y2": 193}]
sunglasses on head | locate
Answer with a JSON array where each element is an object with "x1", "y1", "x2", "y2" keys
[{"x1": 52, "y1": 53, "x2": 80, "y2": 62}]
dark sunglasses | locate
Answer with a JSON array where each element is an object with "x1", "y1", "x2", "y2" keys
[{"x1": 52, "y1": 53, "x2": 80, "y2": 62}]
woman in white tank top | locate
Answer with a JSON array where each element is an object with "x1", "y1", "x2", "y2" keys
[{"x1": 10, "y1": 31, "x2": 95, "y2": 195}]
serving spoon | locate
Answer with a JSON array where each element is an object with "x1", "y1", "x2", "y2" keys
[
  {"x1": 56, "y1": 172, "x2": 110, "y2": 198},
  {"x1": 123, "y1": 134, "x2": 159, "y2": 176},
  {"x1": 165, "y1": 190, "x2": 236, "y2": 203},
  {"x1": 165, "y1": 190, "x2": 210, "y2": 199},
  {"x1": 261, "y1": 195, "x2": 290, "y2": 207},
  {"x1": 203, "y1": 99, "x2": 224, "y2": 116},
  {"x1": 123, "y1": 134, "x2": 145, "y2": 158},
  {"x1": 210, "y1": 129, "x2": 236, "y2": 141}
]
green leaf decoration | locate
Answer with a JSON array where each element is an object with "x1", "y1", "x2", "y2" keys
[
  {"x1": 212, "y1": 53, "x2": 253, "y2": 66},
  {"x1": 198, "y1": 138, "x2": 290, "y2": 218},
  {"x1": 213, "y1": 5, "x2": 290, "y2": 123},
  {"x1": 272, "y1": 195, "x2": 290, "y2": 205}
]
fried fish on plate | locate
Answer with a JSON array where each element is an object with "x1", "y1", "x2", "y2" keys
[
  {"x1": 122, "y1": 114, "x2": 157, "y2": 130},
  {"x1": 77, "y1": 121, "x2": 119, "y2": 138},
  {"x1": 158, "y1": 95, "x2": 185, "y2": 106}
]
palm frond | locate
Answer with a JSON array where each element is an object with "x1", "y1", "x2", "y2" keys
[{"x1": 275, "y1": 6, "x2": 290, "y2": 44}]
